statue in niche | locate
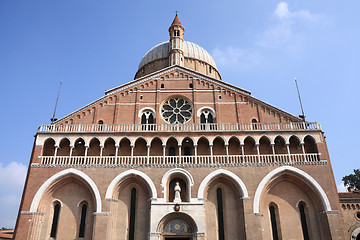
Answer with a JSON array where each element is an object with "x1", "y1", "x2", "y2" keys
[{"x1": 174, "y1": 182, "x2": 182, "y2": 203}]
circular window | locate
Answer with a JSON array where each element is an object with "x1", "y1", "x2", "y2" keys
[
  {"x1": 161, "y1": 97, "x2": 193, "y2": 124},
  {"x1": 356, "y1": 211, "x2": 360, "y2": 221}
]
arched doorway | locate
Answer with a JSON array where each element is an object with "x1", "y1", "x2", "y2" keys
[{"x1": 157, "y1": 213, "x2": 198, "y2": 240}]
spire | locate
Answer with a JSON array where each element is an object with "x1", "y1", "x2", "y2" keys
[
  {"x1": 168, "y1": 13, "x2": 185, "y2": 67},
  {"x1": 171, "y1": 13, "x2": 182, "y2": 26}
]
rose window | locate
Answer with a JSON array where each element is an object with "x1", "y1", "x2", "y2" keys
[{"x1": 161, "y1": 97, "x2": 193, "y2": 124}]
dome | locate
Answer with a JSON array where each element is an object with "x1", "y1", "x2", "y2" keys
[{"x1": 138, "y1": 41, "x2": 218, "y2": 71}]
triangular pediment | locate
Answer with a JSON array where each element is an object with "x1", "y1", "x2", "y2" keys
[{"x1": 54, "y1": 65, "x2": 300, "y2": 125}]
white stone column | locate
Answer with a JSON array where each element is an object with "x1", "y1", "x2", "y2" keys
[
  {"x1": 54, "y1": 146, "x2": 59, "y2": 157},
  {"x1": 147, "y1": 144, "x2": 150, "y2": 165},
  {"x1": 210, "y1": 144, "x2": 213, "y2": 164},
  {"x1": 241, "y1": 144, "x2": 245, "y2": 162},
  {"x1": 178, "y1": 145, "x2": 182, "y2": 164},
  {"x1": 301, "y1": 142, "x2": 306, "y2": 161},
  {"x1": 162, "y1": 145, "x2": 166, "y2": 164},
  {"x1": 271, "y1": 144, "x2": 276, "y2": 162},
  {"x1": 194, "y1": 144, "x2": 198, "y2": 164},
  {"x1": 256, "y1": 143, "x2": 260, "y2": 163},
  {"x1": 225, "y1": 144, "x2": 229, "y2": 163},
  {"x1": 130, "y1": 145, "x2": 134, "y2": 165},
  {"x1": 286, "y1": 143, "x2": 291, "y2": 162},
  {"x1": 84, "y1": 146, "x2": 89, "y2": 165},
  {"x1": 84, "y1": 146, "x2": 89, "y2": 158},
  {"x1": 69, "y1": 145, "x2": 74, "y2": 158},
  {"x1": 100, "y1": 145, "x2": 104, "y2": 157},
  {"x1": 52, "y1": 146, "x2": 59, "y2": 164},
  {"x1": 115, "y1": 145, "x2": 119, "y2": 164}
]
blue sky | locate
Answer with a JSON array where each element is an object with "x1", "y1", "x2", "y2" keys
[{"x1": 1, "y1": 1, "x2": 359, "y2": 228}]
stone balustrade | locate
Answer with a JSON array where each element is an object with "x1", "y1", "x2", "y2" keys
[
  {"x1": 38, "y1": 122, "x2": 321, "y2": 133},
  {"x1": 37, "y1": 153, "x2": 323, "y2": 167}
]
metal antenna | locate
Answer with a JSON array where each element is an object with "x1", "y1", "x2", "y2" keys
[
  {"x1": 51, "y1": 79, "x2": 63, "y2": 123},
  {"x1": 294, "y1": 77, "x2": 306, "y2": 122}
]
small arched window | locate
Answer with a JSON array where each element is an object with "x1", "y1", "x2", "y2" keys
[
  {"x1": 269, "y1": 204, "x2": 280, "y2": 240},
  {"x1": 200, "y1": 110, "x2": 214, "y2": 130},
  {"x1": 217, "y1": 188, "x2": 225, "y2": 240},
  {"x1": 129, "y1": 188, "x2": 136, "y2": 240},
  {"x1": 141, "y1": 111, "x2": 154, "y2": 131},
  {"x1": 50, "y1": 203, "x2": 61, "y2": 238},
  {"x1": 161, "y1": 83, "x2": 165, "y2": 89},
  {"x1": 299, "y1": 202, "x2": 310, "y2": 240},
  {"x1": 252, "y1": 119, "x2": 258, "y2": 130},
  {"x1": 79, "y1": 203, "x2": 87, "y2": 238}
]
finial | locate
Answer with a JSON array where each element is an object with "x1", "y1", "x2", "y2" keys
[{"x1": 175, "y1": 11, "x2": 178, "y2": 16}]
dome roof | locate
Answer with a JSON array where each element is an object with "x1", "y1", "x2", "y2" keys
[{"x1": 138, "y1": 41, "x2": 218, "y2": 70}]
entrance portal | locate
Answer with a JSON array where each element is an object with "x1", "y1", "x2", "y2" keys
[{"x1": 162, "y1": 218, "x2": 193, "y2": 240}]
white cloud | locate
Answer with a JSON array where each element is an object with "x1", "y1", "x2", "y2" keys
[
  {"x1": 257, "y1": 2, "x2": 321, "y2": 52},
  {"x1": 0, "y1": 161, "x2": 27, "y2": 228},
  {"x1": 274, "y1": 2, "x2": 290, "y2": 19},
  {"x1": 212, "y1": 2, "x2": 322, "y2": 68},
  {"x1": 0, "y1": 161, "x2": 27, "y2": 188},
  {"x1": 212, "y1": 47, "x2": 261, "y2": 69},
  {"x1": 337, "y1": 182, "x2": 347, "y2": 192},
  {"x1": 274, "y1": 2, "x2": 320, "y2": 22}
]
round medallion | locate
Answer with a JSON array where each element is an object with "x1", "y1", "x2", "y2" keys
[{"x1": 161, "y1": 97, "x2": 193, "y2": 124}]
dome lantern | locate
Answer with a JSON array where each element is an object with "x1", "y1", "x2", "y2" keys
[
  {"x1": 135, "y1": 16, "x2": 221, "y2": 80},
  {"x1": 168, "y1": 14, "x2": 185, "y2": 67}
]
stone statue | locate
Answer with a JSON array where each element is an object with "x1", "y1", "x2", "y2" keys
[{"x1": 174, "y1": 182, "x2": 182, "y2": 203}]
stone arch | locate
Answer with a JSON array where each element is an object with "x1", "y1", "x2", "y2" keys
[
  {"x1": 197, "y1": 106, "x2": 216, "y2": 118},
  {"x1": 211, "y1": 135, "x2": 227, "y2": 145},
  {"x1": 287, "y1": 134, "x2": 302, "y2": 144},
  {"x1": 273, "y1": 134, "x2": 287, "y2": 144},
  {"x1": 118, "y1": 136, "x2": 133, "y2": 146},
  {"x1": 134, "y1": 136, "x2": 149, "y2": 145},
  {"x1": 30, "y1": 168, "x2": 102, "y2": 213},
  {"x1": 150, "y1": 136, "x2": 164, "y2": 145},
  {"x1": 58, "y1": 136, "x2": 71, "y2": 146},
  {"x1": 156, "y1": 212, "x2": 198, "y2": 237},
  {"x1": 86, "y1": 136, "x2": 101, "y2": 147},
  {"x1": 161, "y1": 168, "x2": 194, "y2": 202},
  {"x1": 253, "y1": 166, "x2": 331, "y2": 214},
  {"x1": 42, "y1": 137, "x2": 56, "y2": 156},
  {"x1": 105, "y1": 169, "x2": 157, "y2": 199},
  {"x1": 302, "y1": 134, "x2": 318, "y2": 143},
  {"x1": 197, "y1": 136, "x2": 211, "y2": 155},
  {"x1": 138, "y1": 107, "x2": 156, "y2": 118},
  {"x1": 198, "y1": 169, "x2": 249, "y2": 199},
  {"x1": 165, "y1": 135, "x2": 180, "y2": 145}
]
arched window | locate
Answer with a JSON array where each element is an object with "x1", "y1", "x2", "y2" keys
[
  {"x1": 252, "y1": 119, "x2": 258, "y2": 130},
  {"x1": 50, "y1": 203, "x2": 61, "y2": 238},
  {"x1": 217, "y1": 188, "x2": 225, "y2": 240},
  {"x1": 200, "y1": 110, "x2": 214, "y2": 130},
  {"x1": 78, "y1": 203, "x2": 87, "y2": 238},
  {"x1": 299, "y1": 202, "x2": 310, "y2": 240},
  {"x1": 269, "y1": 204, "x2": 279, "y2": 240},
  {"x1": 141, "y1": 111, "x2": 154, "y2": 131},
  {"x1": 129, "y1": 188, "x2": 137, "y2": 240}
]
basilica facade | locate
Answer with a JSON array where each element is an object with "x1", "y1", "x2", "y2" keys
[{"x1": 14, "y1": 15, "x2": 360, "y2": 240}]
